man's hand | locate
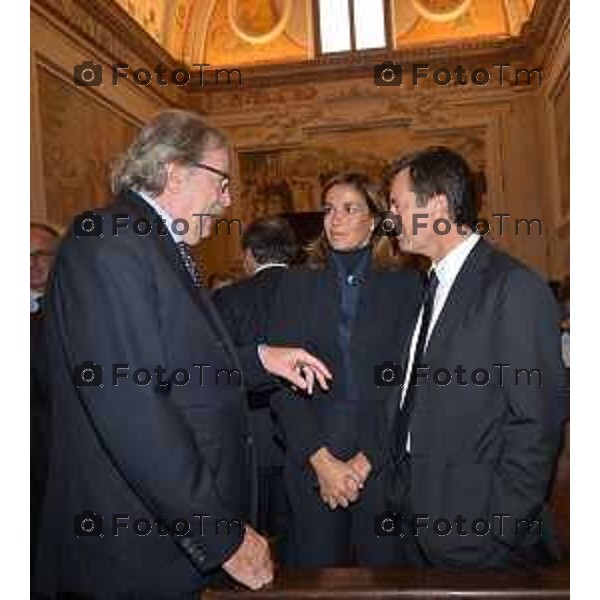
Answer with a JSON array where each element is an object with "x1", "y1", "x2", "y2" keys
[
  {"x1": 347, "y1": 452, "x2": 372, "y2": 486},
  {"x1": 223, "y1": 525, "x2": 273, "y2": 590},
  {"x1": 258, "y1": 345, "x2": 332, "y2": 394},
  {"x1": 309, "y1": 447, "x2": 363, "y2": 510}
]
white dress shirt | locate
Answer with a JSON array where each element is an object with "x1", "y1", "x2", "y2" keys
[
  {"x1": 400, "y1": 233, "x2": 481, "y2": 450},
  {"x1": 136, "y1": 190, "x2": 183, "y2": 243},
  {"x1": 253, "y1": 263, "x2": 289, "y2": 275}
]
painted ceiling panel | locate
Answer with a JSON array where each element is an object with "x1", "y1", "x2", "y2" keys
[{"x1": 115, "y1": 0, "x2": 535, "y2": 67}]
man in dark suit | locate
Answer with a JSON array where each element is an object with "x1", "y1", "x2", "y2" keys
[
  {"x1": 384, "y1": 147, "x2": 565, "y2": 567},
  {"x1": 34, "y1": 110, "x2": 331, "y2": 599},
  {"x1": 213, "y1": 216, "x2": 299, "y2": 561}
]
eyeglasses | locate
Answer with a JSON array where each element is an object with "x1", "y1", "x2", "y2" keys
[{"x1": 192, "y1": 162, "x2": 230, "y2": 194}]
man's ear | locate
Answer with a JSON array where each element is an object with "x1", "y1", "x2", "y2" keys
[
  {"x1": 164, "y1": 163, "x2": 187, "y2": 194},
  {"x1": 243, "y1": 248, "x2": 256, "y2": 275}
]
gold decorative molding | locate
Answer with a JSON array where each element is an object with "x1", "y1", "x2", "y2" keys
[{"x1": 32, "y1": 0, "x2": 186, "y2": 108}]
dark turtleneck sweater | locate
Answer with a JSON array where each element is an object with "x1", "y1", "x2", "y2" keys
[{"x1": 329, "y1": 245, "x2": 372, "y2": 403}]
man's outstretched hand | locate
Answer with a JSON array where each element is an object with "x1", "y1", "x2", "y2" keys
[
  {"x1": 223, "y1": 525, "x2": 273, "y2": 590},
  {"x1": 258, "y1": 345, "x2": 332, "y2": 394}
]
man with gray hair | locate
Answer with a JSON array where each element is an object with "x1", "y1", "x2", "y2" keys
[{"x1": 34, "y1": 110, "x2": 331, "y2": 598}]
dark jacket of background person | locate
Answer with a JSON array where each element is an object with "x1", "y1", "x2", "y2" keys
[
  {"x1": 34, "y1": 192, "x2": 269, "y2": 598},
  {"x1": 213, "y1": 265, "x2": 288, "y2": 468}
]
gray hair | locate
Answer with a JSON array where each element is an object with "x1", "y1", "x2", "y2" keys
[{"x1": 110, "y1": 109, "x2": 228, "y2": 196}]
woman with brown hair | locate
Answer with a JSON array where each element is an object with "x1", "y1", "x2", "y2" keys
[{"x1": 267, "y1": 172, "x2": 421, "y2": 566}]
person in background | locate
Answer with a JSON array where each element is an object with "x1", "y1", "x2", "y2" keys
[
  {"x1": 30, "y1": 222, "x2": 60, "y2": 557},
  {"x1": 213, "y1": 216, "x2": 299, "y2": 561},
  {"x1": 267, "y1": 172, "x2": 421, "y2": 567},
  {"x1": 31, "y1": 223, "x2": 59, "y2": 315}
]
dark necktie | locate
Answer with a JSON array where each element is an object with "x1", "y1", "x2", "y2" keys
[
  {"x1": 176, "y1": 241, "x2": 204, "y2": 288},
  {"x1": 393, "y1": 269, "x2": 439, "y2": 457}
]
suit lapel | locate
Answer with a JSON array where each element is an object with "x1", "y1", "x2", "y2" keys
[
  {"x1": 425, "y1": 238, "x2": 492, "y2": 364},
  {"x1": 120, "y1": 191, "x2": 243, "y2": 370}
]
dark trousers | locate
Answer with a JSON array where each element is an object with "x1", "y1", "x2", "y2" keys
[
  {"x1": 284, "y1": 461, "x2": 410, "y2": 567},
  {"x1": 385, "y1": 454, "x2": 430, "y2": 567},
  {"x1": 255, "y1": 465, "x2": 291, "y2": 562}
]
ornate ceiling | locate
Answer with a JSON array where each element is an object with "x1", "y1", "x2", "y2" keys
[{"x1": 115, "y1": 0, "x2": 537, "y2": 67}]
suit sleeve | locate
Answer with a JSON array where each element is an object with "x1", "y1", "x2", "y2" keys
[
  {"x1": 54, "y1": 237, "x2": 244, "y2": 573},
  {"x1": 267, "y1": 272, "x2": 324, "y2": 468},
  {"x1": 489, "y1": 268, "x2": 565, "y2": 553}
]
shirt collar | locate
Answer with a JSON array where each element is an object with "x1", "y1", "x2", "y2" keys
[
  {"x1": 432, "y1": 233, "x2": 480, "y2": 289},
  {"x1": 254, "y1": 263, "x2": 289, "y2": 275},
  {"x1": 136, "y1": 190, "x2": 184, "y2": 243},
  {"x1": 30, "y1": 290, "x2": 44, "y2": 314}
]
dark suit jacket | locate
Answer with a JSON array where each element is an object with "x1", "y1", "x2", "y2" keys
[
  {"x1": 34, "y1": 191, "x2": 269, "y2": 598},
  {"x1": 213, "y1": 266, "x2": 288, "y2": 468},
  {"x1": 213, "y1": 266, "x2": 288, "y2": 356},
  {"x1": 266, "y1": 259, "x2": 421, "y2": 474},
  {"x1": 395, "y1": 239, "x2": 565, "y2": 567}
]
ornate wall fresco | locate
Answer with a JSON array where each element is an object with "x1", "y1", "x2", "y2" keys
[{"x1": 38, "y1": 67, "x2": 139, "y2": 226}]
